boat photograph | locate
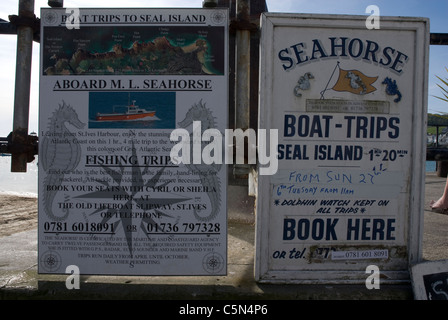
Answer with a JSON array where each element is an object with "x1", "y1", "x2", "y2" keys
[
  {"x1": 95, "y1": 100, "x2": 156, "y2": 122},
  {"x1": 88, "y1": 92, "x2": 176, "y2": 130}
]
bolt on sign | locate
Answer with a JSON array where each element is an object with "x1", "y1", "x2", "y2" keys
[
  {"x1": 255, "y1": 13, "x2": 429, "y2": 283},
  {"x1": 38, "y1": 8, "x2": 228, "y2": 276}
]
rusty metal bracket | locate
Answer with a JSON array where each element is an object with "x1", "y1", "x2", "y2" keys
[
  {"x1": 8, "y1": 12, "x2": 39, "y2": 31},
  {"x1": 430, "y1": 33, "x2": 448, "y2": 45},
  {"x1": 8, "y1": 13, "x2": 40, "y2": 42},
  {"x1": 229, "y1": 19, "x2": 258, "y2": 33},
  {"x1": 0, "y1": 132, "x2": 38, "y2": 163}
]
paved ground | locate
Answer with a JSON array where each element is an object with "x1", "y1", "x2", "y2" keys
[
  {"x1": 0, "y1": 174, "x2": 447, "y2": 300},
  {"x1": 422, "y1": 173, "x2": 448, "y2": 262},
  {"x1": 0, "y1": 196, "x2": 37, "y2": 237}
]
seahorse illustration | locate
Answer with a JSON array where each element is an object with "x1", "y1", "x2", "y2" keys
[
  {"x1": 40, "y1": 101, "x2": 85, "y2": 221},
  {"x1": 382, "y1": 77, "x2": 402, "y2": 102},
  {"x1": 346, "y1": 71, "x2": 367, "y2": 94},
  {"x1": 294, "y1": 72, "x2": 314, "y2": 97},
  {"x1": 177, "y1": 100, "x2": 221, "y2": 222}
]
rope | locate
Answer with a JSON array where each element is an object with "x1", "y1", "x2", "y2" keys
[{"x1": 320, "y1": 62, "x2": 340, "y2": 100}]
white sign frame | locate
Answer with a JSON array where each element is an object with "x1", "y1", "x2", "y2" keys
[{"x1": 255, "y1": 13, "x2": 429, "y2": 283}]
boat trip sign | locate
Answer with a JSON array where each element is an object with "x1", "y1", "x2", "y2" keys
[
  {"x1": 255, "y1": 13, "x2": 429, "y2": 283},
  {"x1": 38, "y1": 8, "x2": 228, "y2": 276}
]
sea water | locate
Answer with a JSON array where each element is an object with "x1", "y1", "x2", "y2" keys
[{"x1": 0, "y1": 156, "x2": 38, "y2": 197}]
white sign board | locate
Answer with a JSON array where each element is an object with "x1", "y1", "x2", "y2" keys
[
  {"x1": 38, "y1": 8, "x2": 228, "y2": 276},
  {"x1": 256, "y1": 13, "x2": 429, "y2": 283},
  {"x1": 411, "y1": 260, "x2": 448, "y2": 300}
]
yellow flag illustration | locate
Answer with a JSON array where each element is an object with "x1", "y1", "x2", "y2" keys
[{"x1": 332, "y1": 68, "x2": 378, "y2": 95}]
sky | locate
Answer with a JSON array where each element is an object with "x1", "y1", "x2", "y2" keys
[{"x1": 0, "y1": 0, "x2": 446, "y2": 137}]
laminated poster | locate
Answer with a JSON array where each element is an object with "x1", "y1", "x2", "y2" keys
[{"x1": 38, "y1": 8, "x2": 228, "y2": 276}]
